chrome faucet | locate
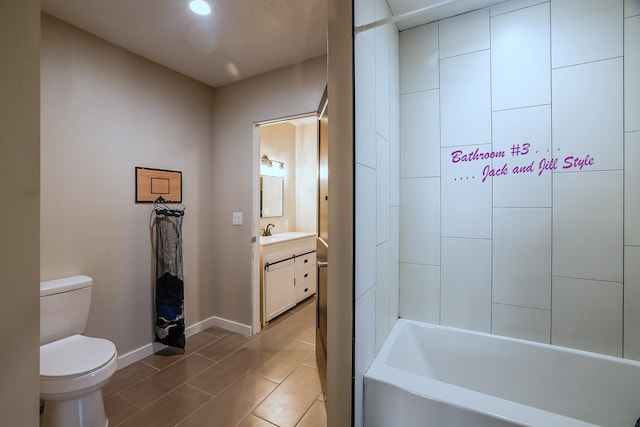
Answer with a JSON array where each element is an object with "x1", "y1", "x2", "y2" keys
[{"x1": 264, "y1": 223, "x2": 275, "y2": 236}]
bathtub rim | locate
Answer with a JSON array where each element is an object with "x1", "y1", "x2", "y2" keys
[{"x1": 364, "y1": 318, "x2": 640, "y2": 427}]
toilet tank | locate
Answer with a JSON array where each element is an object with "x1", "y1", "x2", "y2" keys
[{"x1": 40, "y1": 275, "x2": 93, "y2": 345}]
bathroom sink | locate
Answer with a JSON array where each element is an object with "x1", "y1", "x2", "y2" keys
[{"x1": 260, "y1": 232, "x2": 316, "y2": 245}]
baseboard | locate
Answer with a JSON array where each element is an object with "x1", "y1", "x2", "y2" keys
[
  {"x1": 116, "y1": 315, "x2": 252, "y2": 370},
  {"x1": 208, "y1": 316, "x2": 252, "y2": 336},
  {"x1": 117, "y1": 342, "x2": 166, "y2": 370}
]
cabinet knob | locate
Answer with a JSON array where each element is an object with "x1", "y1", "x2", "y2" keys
[
  {"x1": 304, "y1": 287, "x2": 309, "y2": 292},
  {"x1": 304, "y1": 273, "x2": 309, "y2": 278},
  {"x1": 304, "y1": 259, "x2": 308, "y2": 263}
]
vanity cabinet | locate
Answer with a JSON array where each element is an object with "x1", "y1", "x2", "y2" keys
[{"x1": 261, "y1": 234, "x2": 316, "y2": 324}]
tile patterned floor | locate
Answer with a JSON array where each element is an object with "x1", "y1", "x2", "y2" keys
[{"x1": 103, "y1": 298, "x2": 326, "y2": 427}]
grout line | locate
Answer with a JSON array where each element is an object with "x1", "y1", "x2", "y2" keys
[
  {"x1": 114, "y1": 392, "x2": 143, "y2": 410},
  {"x1": 246, "y1": 412, "x2": 278, "y2": 427},
  {"x1": 108, "y1": 367, "x2": 159, "y2": 398},
  {"x1": 294, "y1": 394, "x2": 322, "y2": 427},
  {"x1": 172, "y1": 387, "x2": 215, "y2": 427},
  {"x1": 183, "y1": 382, "x2": 216, "y2": 399},
  {"x1": 137, "y1": 359, "x2": 161, "y2": 371}
]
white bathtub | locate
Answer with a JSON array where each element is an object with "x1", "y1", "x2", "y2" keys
[{"x1": 364, "y1": 319, "x2": 640, "y2": 427}]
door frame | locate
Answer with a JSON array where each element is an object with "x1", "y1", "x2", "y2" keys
[{"x1": 251, "y1": 112, "x2": 320, "y2": 335}]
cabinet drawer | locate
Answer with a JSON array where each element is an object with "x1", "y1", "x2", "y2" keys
[
  {"x1": 294, "y1": 252, "x2": 316, "y2": 302},
  {"x1": 295, "y1": 273, "x2": 316, "y2": 301},
  {"x1": 296, "y1": 252, "x2": 315, "y2": 268}
]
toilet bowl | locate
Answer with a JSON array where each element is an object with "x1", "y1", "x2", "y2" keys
[{"x1": 40, "y1": 276, "x2": 118, "y2": 427}]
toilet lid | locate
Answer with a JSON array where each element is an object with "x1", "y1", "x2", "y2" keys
[{"x1": 40, "y1": 334, "x2": 117, "y2": 378}]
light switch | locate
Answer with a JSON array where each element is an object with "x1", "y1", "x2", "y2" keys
[{"x1": 232, "y1": 211, "x2": 243, "y2": 226}]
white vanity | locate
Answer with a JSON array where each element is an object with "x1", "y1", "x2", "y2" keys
[{"x1": 260, "y1": 232, "x2": 317, "y2": 324}]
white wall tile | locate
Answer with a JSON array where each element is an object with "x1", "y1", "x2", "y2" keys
[
  {"x1": 441, "y1": 238, "x2": 492, "y2": 332},
  {"x1": 626, "y1": 132, "x2": 640, "y2": 246},
  {"x1": 492, "y1": 303, "x2": 551, "y2": 343},
  {"x1": 390, "y1": 116, "x2": 400, "y2": 207},
  {"x1": 491, "y1": 0, "x2": 548, "y2": 16},
  {"x1": 493, "y1": 208, "x2": 551, "y2": 309},
  {"x1": 439, "y1": 8, "x2": 490, "y2": 59},
  {"x1": 355, "y1": 35, "x2": 377, "y2": 169},
  {"x1": 441, "y1": 146, "x2": 492, "y2": 238},
  {"x1": 624, "y1": 245, "x2": 640, "y2": 360},
  {"x1": 627, "y1": 0, "x2": 640, "y2": 17},
  {"x1": 440, "y1": 51, "x2": 491, "y2": 147},
  {"x1": 625, "y1": 15, "x2": 640, "y2": 132},
  {"x1": 390, "y1": 207, "x2": 400, "y2": 324},
  {"x1": 394, "y1": 0, "x2": 631, "y2": 359},
  {"x1": 356, "y1": 164, "x2": 377, "y2": 299},
  {"x1": 492, "y1": 106, "x2": 552, "y2": 208},
  {"x1": 377, "y1": 136, "x2": 390, "y2": 244},
  {"x1": 376, "y1": 23, "x2": 390, "y2": 141},
  {"x1": 552, "y1": 58, "x2": 623, "y2": 171},
  {"x1": 552, "y1": 171, "x2": 623, "y2": 282},
  {"x1": 399, "y1": 177, "x2": 440, "y2": 265},
  {"x1": 390, "y1": 24, "x2": 400, "y2": 119},
  {"x1": 552, "y1": 277, "x2": 623, "y2": 357},
  {"x1": 400, "y1": 23, "x2": 439, "y2": 94},
  {"x1": 374, "y1": 0, "x2": 390, "y2": 21},
  {"x1": 551, "y1": 0, "x2": 623, "y2": 68},
  {"x1": 375, "y1": 242, "x2": 390, "y2": 351},
  {"x1": 354, "y1": 286, "x2": 376, "y2": 427},
  {"x1": 399, "y1": 263, "x2": 440, "y2": 323},
  {"x1": 491, "y1": 2, "x2": 550, "y2": 110},
  {"x1": 400, "y1": 90, "x2": 440, "y2": 178},
  {"x1": 354, "y1": 0, "x2": 375, "y2": 52}
]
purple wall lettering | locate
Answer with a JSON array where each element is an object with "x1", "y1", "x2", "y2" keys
[
  {"x1": 482, "y1": 163, "x2": 508, "y2": 183},
  {"x1": 450, "y1": 146, "x2": 596, "y2": 182},
  {"x1": 538, "y1": 157, "x2": 558, "y2": 176},
  {"x1": 451, "y1": 148, "x2": 506, "y2": 163},
  {"x1": 563, "y1": 155, "x2": 594, "y2": 170}
]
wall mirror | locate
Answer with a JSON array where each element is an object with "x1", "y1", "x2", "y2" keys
[{"x1": 260, "y1": 175, "x2": 283, "y2": 217}]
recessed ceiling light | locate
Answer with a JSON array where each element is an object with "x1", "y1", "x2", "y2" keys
[{"x1": 189, "y1": 0, "x2": 212, "y2": 16}]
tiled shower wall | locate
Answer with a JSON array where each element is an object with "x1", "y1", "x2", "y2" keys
[
  {"x1": 354, "y1": 0, "x2": 400, "y2": 425},
  {"x1": 399, "y1": 0, "x2": 640, "y2": 358}
]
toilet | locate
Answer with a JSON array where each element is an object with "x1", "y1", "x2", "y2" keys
[{"x1": 40, "y1": 275, "x2": 118, "y2": 427}]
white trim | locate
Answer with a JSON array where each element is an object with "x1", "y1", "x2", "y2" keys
[
  {"x1": 116, "y1": 315, "x2": 252, "y2": 370},
  {"x1": 117, "y1": 342, "x2": 165, "y2": 370},
  {"x1": 252, "y1": 124, "x2": 262, "y2": 336},
  {"x1": 354, "y1": 0, "x2": 462, "y2": 33},
  {"x1": 208, "y1": 316, "x2": 252, "y2": 336}
]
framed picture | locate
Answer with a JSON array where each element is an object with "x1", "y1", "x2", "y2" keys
[{"x1": 135, "y1": 167, "x2": 182, "y2": 203}]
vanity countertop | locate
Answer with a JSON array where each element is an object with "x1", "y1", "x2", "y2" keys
[{"x1": 259, "y1": 232, "x2": 316, "y2": 246}]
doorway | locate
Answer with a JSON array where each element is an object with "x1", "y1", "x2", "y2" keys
[{"x1": 251, "y1": 114, "x2": 319, "y2": 334}]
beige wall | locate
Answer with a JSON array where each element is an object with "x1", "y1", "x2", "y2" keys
[
  {"x1": 259, "y1": 120, "x2": 319, "y2": 235},
  {"x1": 40, "y1": 15, "x2": 216, "y2": 354},
  {"x1": 259, "y1": 123, "x2": 297, "y2": 233},
  {"x1": 295, "y1": 122, "x2": 319, "y2": 233},
  {"x1": 210, "y1": 56, "x2": 326, "y2": 326},
  {"x1": 0, "y1": 1, "x2": 41, "y2": 424}
]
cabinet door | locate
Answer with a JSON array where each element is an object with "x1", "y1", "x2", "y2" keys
[
  {"x1": 295, "y1": 252, "x2": 317, "y2": 303},
  {"x1": 264, "y1": 259, "x2": 295, "y2": 323}
]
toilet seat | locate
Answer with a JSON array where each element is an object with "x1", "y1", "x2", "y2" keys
[
  {"x1": 41, "y1": 334, "x2": 116, "y2": 378},
  {"x1": 40, "y1": 334, "x2": 118, "y2": 397}
]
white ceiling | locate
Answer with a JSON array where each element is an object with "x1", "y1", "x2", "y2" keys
[
  {"x1": 41, "y1": 0, "x2": 329, "y2": 88},
  {"x1": 41, "y1": 0, "x2": 503, "y2": 88}
]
